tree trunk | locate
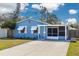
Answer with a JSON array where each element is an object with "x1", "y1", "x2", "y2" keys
[{"x1": 7, "y1": 29, "x2": 14, "y2": 38}]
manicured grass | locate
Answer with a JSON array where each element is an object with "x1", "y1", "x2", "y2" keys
[
  {"x1": 0, "y1": 39, "x2": 31, "y2": 50},
  {"x1": 67, "y1": 41, "x2": 79, "y2": 56}
]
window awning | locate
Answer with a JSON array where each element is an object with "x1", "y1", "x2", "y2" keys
[
  {"x1": 31, "y1": 26, "x2": 37, "y2": 30},
  {"x1": 17, "y1": 26, "x2": 24, "y2": 30}
]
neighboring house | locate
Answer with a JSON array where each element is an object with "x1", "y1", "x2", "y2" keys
[
  {"x1": 0, "y1": 27, "x2": 8, "y2": 38},
  {"x1": 13, "y1": 18, "x2": 69, "y2": 41},
  {"x1": 69, "y1": 26, "x2": 79, "y2": 38}
]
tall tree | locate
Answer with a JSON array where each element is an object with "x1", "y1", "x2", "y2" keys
[
  {"x1": 40, "y1": 6, "x2": 59, "y2": 24},
  {"x1": 47, "y1": 13, "x2": 59, "y2": 24},
  {"x1": 40, "y1": 6, "x2": 47, "y2": 22},
  {"x1": 13, "y1": 3, "x2": 21, "y2": 19}
]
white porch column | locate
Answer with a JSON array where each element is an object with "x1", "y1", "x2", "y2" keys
[
  {"x1": 65, "y1": 25, "x2": 67, "y2": 40},
  {"x1": 38, "y1": 26, "x2": 40, "y2": 39},
  {"x1": 43, "y1": 26, "x2": 46, "y2": 39}
]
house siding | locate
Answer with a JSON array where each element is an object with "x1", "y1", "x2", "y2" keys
[
  {"x1": 13, "y1": 19, "x2": 47, "y2": 39},
  {"x1": 13, "y1": 18, "x2": 69, "y2": 41},
  {"x1": 38, "y1": 26, "x2": 47, "y2": 39}
]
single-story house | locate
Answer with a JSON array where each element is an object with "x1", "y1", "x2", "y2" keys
[{"x1": 13, "y1": 17, "x2": 70, "y2": 41}]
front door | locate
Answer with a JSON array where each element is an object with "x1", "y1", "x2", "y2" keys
[{"x1": 47, "y1": 27, "x2": 58, "y2": 39}]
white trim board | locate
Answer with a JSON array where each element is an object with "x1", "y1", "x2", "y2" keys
[
  {"x1": 38, "y1": 25, "x2": 67, "y2": 26},
  {"x1": 17, "y1": 17, "x2": 51, "y2": 25}
]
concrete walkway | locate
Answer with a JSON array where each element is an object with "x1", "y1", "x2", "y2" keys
[{"x1": 0, "y1": 41, "x2": 70, "y2": 56}]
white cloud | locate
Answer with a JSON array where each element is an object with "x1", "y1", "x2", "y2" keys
[
  {"x1": 32, "y1": 3, "x2": 64, "y2": 13},
  {"x1": 69, "y1": 9, "x2": 78, "y2": 14},
  {"x1": 66, "y1": 18, "x2": 77, "y2": 25},
  {"x1": 40, "y1": 3, "x2": 64, "y2": 12},
  {"x1": 0, "y1": 3, "x2": 16, "y2": 14},
  {"x1": 0, "y1": 7, "x2": 14, "y2": 13},
  {"x1": 32, "y1": 4, "x2": 41, "y2": 10},
  {"x1": 20, "y1": 3, "x2": 29, "y2": 11},
  {"x1": 0, "y1": 3, "x2": 28, "y2": 14}
]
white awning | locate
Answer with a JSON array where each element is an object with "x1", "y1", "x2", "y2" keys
[
  {"x1": 17, "y1": 26, "x2": 24, "y2": 30},
  {"x1": 31, "y1": 26, "x2": 37, "y2": 30}
]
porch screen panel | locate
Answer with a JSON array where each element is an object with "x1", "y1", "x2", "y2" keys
[
  {"x1": 59, "y1": 26, "x2": 65, "y2": 36},
  {"x1": 48, "y1": 28, "x2": 53, "y2": 36},
  {"x1": 53, "y1": 28, "x2": 57, "y2": 36},
  {"x1": 47, "y1": 28, "x2": 58, "y2": 36}
]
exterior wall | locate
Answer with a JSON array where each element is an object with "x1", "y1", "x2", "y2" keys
[
  {"x1": 13, "y1": 19, "x2": 47, "y2": 39},
  {"x1": 69, "y1": 30, "x2": 79, "y2": 38},
  {"x1": 38, "y1": 26, "x2": 47, "y2": 39},
  {"x1": 0, "y1": 28, "x2": 7, "y2": 38},
  {"x1": 13, "y1": 18, "x2": 68, "y2": 40}
]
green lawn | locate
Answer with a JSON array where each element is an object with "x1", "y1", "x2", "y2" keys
[
  {"x1": 67, "y1": 41, "x2": 79, "y2": 56},
  {"x1": 0, "y1": 39, "x2": 31, "y2": 50}
]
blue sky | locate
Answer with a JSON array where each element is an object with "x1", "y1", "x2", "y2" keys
[
  {"x1": 20, "y1": 3, "x2": 79, "y2": 24},
  {"x1": 53, "y1": 3, "x2": 79, "y2": 22}
]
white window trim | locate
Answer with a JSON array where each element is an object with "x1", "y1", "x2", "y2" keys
[
  {"x1": 17, "y1": 26, "x2": 27, "y2": 34},
  {"x1": 31, "y1": 26, "x2": 38, "y2": 34},
  {"x1": 24, "y1": 26, "x2": 27, "y2": 33}
]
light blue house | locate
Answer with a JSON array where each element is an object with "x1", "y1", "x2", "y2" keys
[{"x1": 13, "y1": 18, "x2": 69, "y2": 41}]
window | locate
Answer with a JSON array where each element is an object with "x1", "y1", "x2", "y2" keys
[
  {"x1": 31, "y1": 26, "x2": 38, "y2": 34},
  {"x1": 59, "y1": 26, "x2": 65, "y2": 36},
  {"x1": 17, "y1": 26, "x2": 27, "y2": 33},
  {"x1": 48, "y1": 28, "x2": 58, "y2": 36}
]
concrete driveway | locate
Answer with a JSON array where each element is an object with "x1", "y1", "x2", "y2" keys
[{"x1": 0, "y1": 41, "x2": 70, "y2": 56}]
